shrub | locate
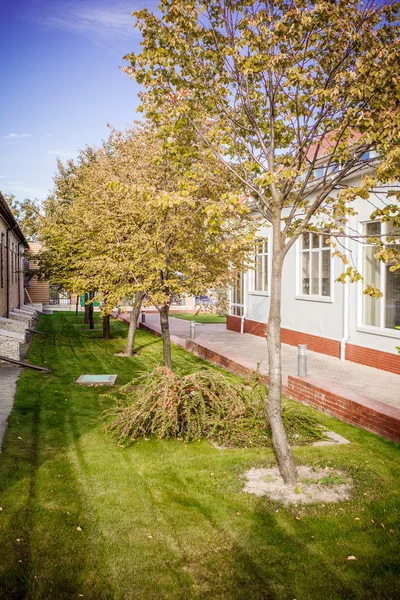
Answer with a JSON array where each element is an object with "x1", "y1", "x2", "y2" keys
[{"x1": 105, "y1": 367, "x2": 325, "y2": 447}]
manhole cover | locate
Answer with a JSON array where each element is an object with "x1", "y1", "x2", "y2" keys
[{"x1": 75, "y1": 374, "x2": 118, "y2": 386}]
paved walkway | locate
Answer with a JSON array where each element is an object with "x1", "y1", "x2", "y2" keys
[
  {"x1": 0, "y1": 367, "x2": 21, "y2": 448},
  {"x1": 0, "y1": 339, "x2": 31, "y2": 448},
  {"x1": 129, "y1": 313, "x2": 400, "y2": 410}
]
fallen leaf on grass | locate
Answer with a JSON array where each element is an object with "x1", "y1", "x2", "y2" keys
[
  {"x1": 77, "y1": 526, "x2": 82, "y2": 532},
  {"x1": 347, "y1": 556, "x2": 357, "y2": 561}
]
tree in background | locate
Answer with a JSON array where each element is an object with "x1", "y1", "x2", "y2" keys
[
  {"x1": 3, "y1": 193, "x2": 42, "y2": 241},
  {"x1": 39, "y1": 123, "x2": 255, "y2": 361},
  {"x1": 103, "y1": 125, "x2": 255, "y2": 369},
  {"x1": 125, "y1": 0, "x2": 400, "y2": 483}
]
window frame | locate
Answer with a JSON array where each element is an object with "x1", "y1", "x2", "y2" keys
[
  {"x1": 357, "y1": 220, "x2": 400, "y2": 336},
  {"x1": 296, "y1": 231, "x2": 333, "y2": 303},
  {"x1": 251, "y1": 237, "x2": 269, "y2": 295},
  {"x1": 230, "y1": 271, "x2": 244, "y2": 317}
]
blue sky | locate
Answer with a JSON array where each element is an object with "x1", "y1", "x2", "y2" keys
[{"x1": 0, "y1": 0, "x2": 158, "y2": 202}]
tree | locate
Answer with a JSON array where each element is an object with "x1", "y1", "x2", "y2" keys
[
  {"x1": 124, "y1": 0, "x2": 400, "y2": 483},
  {"x1": 3, "y1": 193, "x2": 42, "y2": 241},
  {"x1": 40, "y1": 124, "x2": 255, "y2": 360},
  {"x1": 102, "y1": 124, "x2": 254, "y2": 369},
  {"x1": 38, "y1": 151, "x2": 114, "y2": 335}
]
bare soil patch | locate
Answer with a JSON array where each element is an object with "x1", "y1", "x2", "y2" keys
[{"x1": 243, "y1": 466, "x2": 352, "y2": 505}]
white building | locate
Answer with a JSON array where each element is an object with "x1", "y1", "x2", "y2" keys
[{"x1": 228, "y1": 154, "x2": 400, "y2": 375}]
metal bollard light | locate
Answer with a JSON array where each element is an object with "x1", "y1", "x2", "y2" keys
[
  {"x1": 189, "y1": 320, "x2": 196, "y2": 339},
  {"x1": 141, "y1": 310, "x2": 146, "y2": 323},
  {"x1": 298, "y1": 344, "x2": 307, "y2": 377}
]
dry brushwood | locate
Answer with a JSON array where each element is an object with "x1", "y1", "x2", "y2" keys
[{"x1": 104, "y1": 367, "x2": 325, "y2": 448}]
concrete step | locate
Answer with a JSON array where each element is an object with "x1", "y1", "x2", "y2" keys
[
  {"x1": 0, "y1": 316, "x2": 28, "y2": 339},
  {"x1": 0, "y1": 328, "x2": 25, "y2": 361},
  {"x1": 8, "y1": 311, "x2": 34, "y2": 326}
]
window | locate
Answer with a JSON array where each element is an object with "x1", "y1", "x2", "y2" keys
[
  {"x1": 231, "y1": 271, "x2": 244, "y2": 316},
  {"x1": 254, "y1": 239, "x2": 268, "y2": 292},
  {"x1": 363, "y1": 222, "x2": 381, "y2": 327},
  {"x1": 314, "y1": 163, "x2": 340, "y2": 180},
  {"x1": 326, "y1": 162, "x2": 340, "y2": 175},
  {"x1": 362, "y1": 221, "x2": 400, "y2": 331},
  {"x1": 300, "y1": 232, "x2": 331, "y2": 297},
  {"x1": 314, "y1": 167, "x2": 325, "y2": 179}
]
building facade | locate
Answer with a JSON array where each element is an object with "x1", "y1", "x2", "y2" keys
[
  {"x1": 0, "y1": 193, "x2": 29, "y2": 317},
  {"x1": 228, "y1": 166, "x2": 400, "y2": 375}
]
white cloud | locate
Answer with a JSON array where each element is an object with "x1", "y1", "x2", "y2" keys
[
  {"x1": 4, "y1": 133, "x2": 32, "y2": 139},
  {"x1": 28, "y1": 1, "x2": 141, "y2": 40},
  {"x1": 0, "y1": 176, "x2": 6, "y2": 178},
  {"x1": 46, "y1": 150, "x2": 75, "y2": 157},
  {"x1": 1, "y1": 182, "x2": 48, "y2": 199}
]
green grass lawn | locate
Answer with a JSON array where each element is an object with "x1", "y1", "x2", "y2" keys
[
  {"x1": 0, "y1": 312, "x2": 399, "y2": 600},
  {"x1": 172, "y1": 312, "x2": 227, "y2": 324}
]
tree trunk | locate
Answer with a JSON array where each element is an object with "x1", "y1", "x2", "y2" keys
[
  {"x1": 84, "y1": 293, "x2": 89, "y2": 324},
  {"x1": 88, "y1": 292, "x2": 94, "y2": 330},
  {"x1": 266, "y1": 221, "x2": 299, "y2": 485},
  {"x1": 75, "y1": 294, "x2": 79, "y2": 317},
  {"x1": 103, "y1": 314, "x2": 111, "y2": 339},
  {"x1": 159, "y1": 303, "x2": 172, "y2": 370},
  {"x1": 124, "y1": 291, "x2": 145, "y2": 356}
]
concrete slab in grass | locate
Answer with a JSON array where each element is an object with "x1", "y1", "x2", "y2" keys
[{"x1": 76, "y1": 374, "x2": 118, "y2": 386}]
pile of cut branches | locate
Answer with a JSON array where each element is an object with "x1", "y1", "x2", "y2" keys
[{"x1": 105, "y1": 367, "x2": 325, "y2": 448}]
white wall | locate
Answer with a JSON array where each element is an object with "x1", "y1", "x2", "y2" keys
[{"x1": 241, "y1": 183, "x2": 400, "y2": 355}]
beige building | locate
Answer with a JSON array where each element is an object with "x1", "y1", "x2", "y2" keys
[
  {"x1": 27, "y1": 241, "x2": 50, "y2": 304},
  {"x1": 0, "y1": 193, "x2": 29, "y2": 317}
]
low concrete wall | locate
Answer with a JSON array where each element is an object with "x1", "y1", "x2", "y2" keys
[
  {"x1": 8, "y1": 312, "x2": 34, "y2": 327},
  {"x1": 0, "y1": 329, "x2": 25, "y2": 361},
  {"x1": 0, "y1": 317, "x2": 27, "y2": 339}
]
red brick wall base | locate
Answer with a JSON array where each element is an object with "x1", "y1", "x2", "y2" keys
[
  {"x1": 113, "y1": 311, "x2": 400, "y2": 443},
  {"x1": 345, "y1": 343, "x2": 400, "y2": 375},
  {"x1": 227, "y1": 316, "x2": 400, "y2": 373},
  {"x1": 244, "y1": 318, "x2": 266, "y2": 337},
  {"x1": 226, "y1": 314, "x2": 242, "y2": 333},
  {"x1": 285, "y1": 375, "x2": 400, "y2": 444},
  {"x1": 187, "y1": 336, "x2": 400, "y2": 444}
]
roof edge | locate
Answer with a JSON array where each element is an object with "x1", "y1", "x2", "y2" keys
[{"x1": 0, "y1": 193, "x2": 30, "y2": 248}]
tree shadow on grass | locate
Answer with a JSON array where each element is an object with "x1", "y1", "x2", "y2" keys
[
  {"x1": 0, "y1": 313, "x2": 144, "y2": 598},
  {"x1": 1, "y1": 312, "x2": 398, "y2": 599}
]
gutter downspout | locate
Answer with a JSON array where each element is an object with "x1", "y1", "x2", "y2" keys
[
  {"x1": 6, "y1": 228, "x2": 10, "y2": 318},
  {"x1": 17, "y1": 242, "x2": 21, "y2": 308},
  {"x1": 340, "y1": 214, "x2": 350, "y2": 360},
  {"x1": 241, "y1": 271, "x2": 248, "y2": 334},
  {"x1": 340, "y1": 279, "x2": 349, "y2": 360}
]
